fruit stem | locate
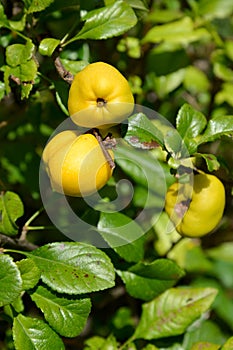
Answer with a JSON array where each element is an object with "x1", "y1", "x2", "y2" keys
[{"x1": 93, "y1": 130, "x2": 115, "y2": 170}]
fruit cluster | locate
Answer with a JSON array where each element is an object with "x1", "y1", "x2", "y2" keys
[
  {"x1": 42, "y1": 61, "x2": 225, "y2": 238},
  {"x1": 42, "y1": 62, "x2": 134, "y2": 197}
]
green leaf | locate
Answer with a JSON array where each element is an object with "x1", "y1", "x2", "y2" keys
[
  {"x1": 176, "y1": 103, "x2": 207, "y2": 154},
  {"x1": 200, "y1": 115, "x2": 233, "y2": 143},
  {"x1": 0, "y1": 191, "x2": 24, "y2": 236},
  {"x1": 16, "y1": 259, "x2": 41, "y2": 290},
  {"x1": 0, "y1": 254, "x2": 22, "y2": 307},
  {"x1": 0, "y1": 4, "x2": 8, "y2": 28},
  {"x1": 117, "y1": 259, "x2": 185, "y2": 301},
  {"x1": 198, "y1": 0, "x2": 233, "y2": 19},
  {"x1": 153, "y1": 211, "x2": 180, "y2": 256},
  {"x1": 84, "y1": 336, "x2": 107, "y2": 349},
  {"x1": 30, "y1": 285, "x2": 91, "y2": 337},
  {"x1": 194, "y1": 153, "x2": 220, "y2": 172},
  {"x1": 184, "y1": 66, "x2": 210, "y2": 93},
  {"x1": 222, "y1": 337, "x2": 233, "y2": 350},
  {"x1": 25, "y1": 242, "x2": 115, "y2": 294},
  {"x1": 23, "y1": 0, "x2": 55, "y2": 13},
  {"x1": 13, "y1": 314, "x2": 65, "y2": 350},
  {"x1": 68, "y1": 0, "x2": 137, "y2": 42},
  {"x1": 39, "y1": 38, "x2": 60, "y2": 57},
  {"x1": 152, "y1": 69, "x2": 186, "y2": 98},
  {"x1": 84, "y1": 334, "x2": 119, "y2": 350},
  {"x1": 207, "y1": 242, "x2": 233, "y2": 263},
  {"x1": 134, "y1": 287, "x2": 218, "y2": 340},
  {"x1": 142, "y1": 16, "x2": 210, "y2": 45},
  {"x1": 20, "y1": 59, "x2": 38, "y2": 81},
  {"x1": 125, "y1": 0, "x2": 149, "y2": 11},
  {"x1": 0, "y1": 81, "x2": 5, "y2": 100},
  {"x1": 190, "y1": 342, "x2": 221, "y2": 350},
  {"x1": 183, "y1": 319, "x2": 226, "y2": 349},
  {"x1": 146, "y1": 9, "x2": 183, "y2": 23},
  {"x1": 192, "y1": 277, "x2": 233, "y2": 331},
  {"x1": 125, "y1": 113, "x2": 164, "y2": 148},
  {"x1": 9, "y1": 15, "x2": 27, "y2": 31},
  {"x1": 142, "y1": 345, "x2": 159, "y2": 350},
  {"x1": 225, "y1": 41, "x2": 233, "y2": 61},
  {"x1": 164, "y1": 128, "x2": 188, "y2": 158},
  {"x1": 6, "y1": 41, "x2": 35, "y2": 67},
  {"x1": 214, "y1": 62, "x2": 233, "y2": 82},
  {"x1": 5, "y1": 41, "x2": 37, "y2": 99},
  {"x1": 97, "y1": 212, "x2": 145, "y2": 263},
  {"x1": 60, "y1": 58, "x2": 88, "y2": 75},
  {"x1": 215, "y1": 82, "x2": 233, "y2": 106},
  {"x1": 11, "y1": 295, "x2": 24, "y2": 313},
  {"x1": 114, "y1": 141, "x2": 171, "y2": 196},
  {"x1": 184, "y1": 246, "x2": 213, "y2": 273}
]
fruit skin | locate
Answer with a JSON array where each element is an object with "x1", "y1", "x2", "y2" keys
[
  {"x1": 68, "y1": 62, "x2": 134, "y2": 129},
  {"x1": 165, "y1": 173, "x2": 225, "y2": 237},
  {"x1": 42, "y1": 131, "x2": 114, "y2": 197}
]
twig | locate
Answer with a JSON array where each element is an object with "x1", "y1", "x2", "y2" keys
[
  {"x1": 54, "y1": 56, "x2": 74, "y2": 84},
  {"x1": 0, "y1": 233, "x2": 38, "y2": 251}
]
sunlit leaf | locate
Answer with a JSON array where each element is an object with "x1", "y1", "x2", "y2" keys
[
  {"x1": 194, "y1": 153, "x2": 220, "y2": 172},
  {"x1": 67, "y1": 0, "x2": 137, "y2": 43},
  {"x1": 190, "y1": 342, "x2": 220, "y2": 350},
  {"x1": 215, "y1": 83, "x2": 233, "y2": 107},
  {"x1": 84, "y1": 334, "x2": 119, "y2": 349},
  {"x1": 176, "y1": 103, "x2": 207, "y2": 154},
  {"x1": 184, "y1": 66, "x2": 210, "y2": 93},
  {"x1": 200, "y1": 115, "x2": 233, "y2": 143},
  {"x1": 13, "y1": 314, "x2": 65, "y2": 350},
  {"x1": 0, "y1": 191, "x2": 24, "y2": 236},
  {"x1": 125, "y1": 113, "x2": 164, "y2": 149},
  {"x1": 222, "y1": 337, "x2": 233, "y2": 349},
  {"x1": 0, "y1": 254, "x2": 22, "y2": 307},
  {"x1": 25, "y1": 242, "x2": 115, "y2": 294},
  {"x1": 23, "y1": 0, "x2": 55, "y2": 14},
  {"x1": 17, "y1": 259, "x2": 41, "y2": 290},
  {"x1": 0, "y1": 4, "x2": 8, "y2": 28},
  {"x1": 0, "y1": 81, "x2": 5, "y2": 100},
  {"x1": 142, "y1": 17, "x2": 210, "y2": 45},
  {"x1": 6, "y1": 41, "x2": 35, "y2": 67},
  {"x1": 134, "y1": 287, "x2": 218, "y2": 339},
  {"x1": 39, "y1": 38, "x2": 60, "y2": 56},
  {"x1": 198, "y1": 0, "x2": 233, "y2": 19},
  {"x1": 125, "y1": 0, "x2": 149, "y2": 11},
  {"x1": 30, "y1": 285, "x2": 91, "y2": 337}
]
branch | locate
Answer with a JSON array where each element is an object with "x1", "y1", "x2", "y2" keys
[
  {"x1": 0, "y1": 233, "x2": 38, "y2": 251},
  {"x1": 54, "y1": 56, "x2": 74, "y2": 84}
]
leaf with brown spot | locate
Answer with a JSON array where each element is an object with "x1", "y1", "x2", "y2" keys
[
  {"x1": 134, "y1": 287, "x2": 218, "y2": 340},
  {"x1": 23, "y1": 242, "x2": 115, "y2": 295}
]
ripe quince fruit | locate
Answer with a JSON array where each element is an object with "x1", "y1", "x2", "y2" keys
[
  {"x1": 42, "y1": 131, "x2": 114, "y2": 197},
  {"x1": 68, "y1": 62, "x2": 134, "y2": 129},
  {"x1": 165, "y1": 173, "x2": 225, "y2": 237}
]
